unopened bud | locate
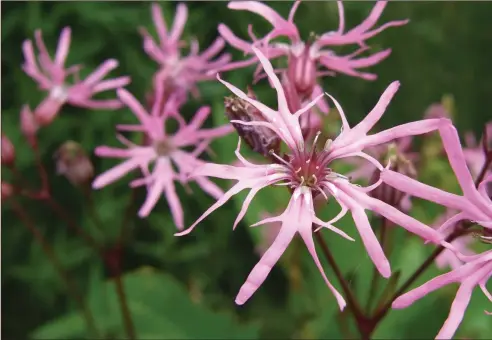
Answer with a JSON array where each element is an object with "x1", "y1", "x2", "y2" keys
[
  {"x1": 54, "y1": 141, "x2": 94, "y2": 187},
  {"x1": 1, "y1": 133, "x2": 15, "y2": 166},
  {"x1": 287, "y1": 42, "x2": 317, "y2": 100},
  {"x1": 20, "y1": 105, "x2": 39, "y2": 147},
  {"x1": 224, "y1": 92, "x2": 281, "y2": 158},
  {"x1": 1, "y1": 181, "x2": 14, "y2": 200},
  {"x1": 370, "y1": 143, "x2": 417, "y2": 212}
]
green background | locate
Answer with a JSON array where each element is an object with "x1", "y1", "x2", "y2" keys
[{"x1": 2, "y1": 1, "x2": 491, "y2": 339}]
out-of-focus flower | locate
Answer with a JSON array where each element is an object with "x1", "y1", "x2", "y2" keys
[
  {"x1": 20, "y1": 105, "x2": 38, "y2": 147},
  {"x1": 177, "y1": 47, "x2": 445, "y2": 306},
  {"x1": 54, "y1": 141, "x2": 94, "y2": 187},
  {"x1": 217, "y1": 1, "x2": 407, "y2": 109},
  {"x1": 22, "y1": 27, "x2": 130, "y2": 126},
  {"x1": 393, "y1": 249, "x2": 492, "y2": 339},
  {"x1": 368, "y1": 141, "x2": 417, "y2": 213},
  {"x1": 433, "y1": 209, "x2": 476, "y2": 270},
  {"x1": 1, "y1": 134, "x2": 15, "y2": 166},
  {"x1": 140, "y1": 3, "x2": 231, "y2": 101},
  {"x1": 92, "y1": 81, "x2": 233, "y2": 229},
  {"x1": 382, "y1": 124, "x2": 492, "y2": 232},
  {"x1": 1, "y1": 182, "x2": 14, "y2": 200},
  {"x1": 424, "y1": 103, "x2": 451, "y2": 119},
  {"x1": 463, "y1": 122, "x2": 492, "y2": 178}
]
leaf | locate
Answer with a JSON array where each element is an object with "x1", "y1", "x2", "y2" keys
[{"x1": 32, "y1": 267, "x2": 259, "y2": 339}]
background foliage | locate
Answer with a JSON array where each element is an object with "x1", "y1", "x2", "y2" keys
[{"x1": 2, "y1": 1, "x2": 491, "y2": 339}]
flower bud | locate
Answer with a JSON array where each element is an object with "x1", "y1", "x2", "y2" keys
[
  {"x1": 224, "y1": 89, "x2": 281, "y2": 158},
  {"x1": 54, "y1": 141, "x2": 94, "y2": 187},
  {"x1": 1, "y1": 134, "x2": 15, "y2": 166},
  {"x1": 1, "y1": 181, "x2": 14, "y2": 200},
  {"x1": 370, "y1": 143, "x2": 417, "y2": 212},
  {"x1": 287, "y1": 42, "x2": 317, "y2": 100},
  {"x1": 20, "y1": 105, "x2": 39, "y2": 147}
]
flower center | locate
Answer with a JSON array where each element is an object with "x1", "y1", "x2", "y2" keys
[
  {"x1": 270, "y1": 132, "x2": 346, "y2": 197},
  {"x1": 153, "y1": 139, "x2": 173, "y2": 156},
  {"x1": 50, "y1": 85, "x2": 69, "y2": 103}
]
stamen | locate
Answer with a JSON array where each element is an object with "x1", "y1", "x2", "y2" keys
[
  {"x1": 324, "y1": 139, "x2": 333, "y2": 151},
  {"x1": 295, "y1": 167, "x2": 302, "y2": 173},
  {"x1": 300, "y1": 176, "x2": 305, "y2": 186},
  {"x1": 311, "y1": 174, "x2": 317, "y2": 184},
  {"x1": 309, "y1": 131, "x2": 322, "y2": 163},
  {"x1": 315, "y1": 185, "x2": 329, "y2": 200},
  {"x1": 269, "y1": 149, "x2": 292, "y2": 168}
]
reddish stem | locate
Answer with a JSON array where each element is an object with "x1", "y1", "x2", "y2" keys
[{"x1": 11, "y1": 200, "x2": 100, "y2": 338}]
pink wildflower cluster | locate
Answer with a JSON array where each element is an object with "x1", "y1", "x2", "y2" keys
[{"x1": 5, "y1": 2, "x2": 491, "y2": 339}]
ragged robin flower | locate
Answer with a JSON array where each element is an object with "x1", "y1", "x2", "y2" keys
[
  {"x1": 140, "y1": 3, "x2": 232, "y2": 101},
  {"x1": 217, "y1": 1, "x2": 408, "y2": 110},
  {"x1": 177, "y1": 46, "x2": 445, "y2": 307},
  {"x1": 22, "y1": 27, "x2": 131, "y2": 126},
  {"x1": 92, "y1": 80, "x2": 233, "y2": 229}
]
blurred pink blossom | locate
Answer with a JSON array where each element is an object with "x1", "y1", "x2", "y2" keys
[
  {"x1": 22, "y1": 27, "x2": 131, "y2": 126},
  {"x1": 463, "y1": 122, "x2": 492, "y2": 178},
  {"x1": 393, "y1": 249, "x2": 492, "y2": 339},
  {"x1": 217, "y1": 1, "x2": 407, "y2": 111},
  {"x1": 424, "y1": 103, "x2": 451, "y2": 119},
  {"x1": 92, "y1": 81, "x2": 233, "y2": 229},
  {"x1": 140, "y1": 3, "x2": 231, "y2": 101},
  {"x1": 177, "y1": 47, "x2": 445, "y2": 307}
]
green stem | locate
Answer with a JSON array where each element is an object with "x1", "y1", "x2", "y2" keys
[
  {"x1": 11, "y1": 201, "x2": 100, "y2": 338},
  {"x1": 314, "y1": 231, "x2": 373, "y2": 339}
]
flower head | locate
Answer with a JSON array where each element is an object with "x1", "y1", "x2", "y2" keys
[
  {"x1": 217, "y1": 1, "x2": 407, "y2": 100},
  {"x1": 177, "y1": 47, "x2": 444, "y2": 306},
  {"x1": 22, "y1": 27, "x2": 131, "y2": 126},
  {"x1": 92, "y1": 81, "x2": 233, "y2": 229},
  {"x1": 393, "y1": 249, "x2": 492, "y2": 339},
  {"x1": 140, "y1": 3, "x2": 232, "y2": 101}
]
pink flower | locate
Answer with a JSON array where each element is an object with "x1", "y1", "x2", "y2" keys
[
  {"x1": 22, "y1": 27, "x2": 131, "y2": 126},
  {"x1": 381, "y1": 124, "x2": 492, "y2": 232},
  {"x1": 392, "y1": 250, "x2": 492, "y2": 339},
  {"x1": 92, "y1": 81, "x2": 233, "y2": 229},
  {"x1": 463, "y1": 122, "x2": 492, "y2": 179},
  {"x1": 177, "y1": 47, "x2": 444, "y2": 306},
  {"x1": 218, "y1": 1, "x2": 407, "y2": 104},
  {"x1": 424, "y1": 103, "x2": 451, "y2": 119},
  {"x1": 140, "y1": 3, "x2": 231, "y2": 100},
  {"x1": 433, "y1": 210, "x2": 476, "y2": 271}
]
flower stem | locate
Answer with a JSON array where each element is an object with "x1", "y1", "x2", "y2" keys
[
  {"x1": 314, "y1": 231, "x2": 373, "y2": 339},
  {"x1": 44, "y1": 196, "x2": 101, "y2": 252},
  {"x1": 371, "y1": 227, "x2": 465, "y2": 325},
  {"x1": 11, "y1": 200, "x2": 100, "y2": 338}
]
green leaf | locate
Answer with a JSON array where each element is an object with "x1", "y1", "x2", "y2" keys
[{"x1": 32, "y1": 267, "x2": 259, "y2": 339}]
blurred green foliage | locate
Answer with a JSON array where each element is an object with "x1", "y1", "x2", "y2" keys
[{"x1": 2, "y1": 1, "x2": 491, "y2": 339}]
